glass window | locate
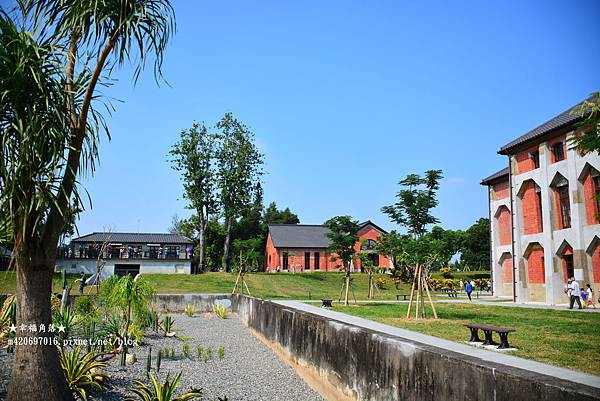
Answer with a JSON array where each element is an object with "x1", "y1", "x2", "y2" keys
[
  {"x1": 552, "y1": 142, "x2": 565, "y2": 162},
  {"x1": 558, "y1": 185, "x2": 571, "y2": 229},
  {"x1": 314, "y1": 252, "x2": 320, "y2": 270},
  {"x1": 530, "y1": 151, "x2": 540, "y2": 168}
]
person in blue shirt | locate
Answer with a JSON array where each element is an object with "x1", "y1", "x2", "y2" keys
[{"x1": 465, "y1": 280, "x2": 474, "y2": 302}]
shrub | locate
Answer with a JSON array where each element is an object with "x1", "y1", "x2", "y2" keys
[
  {"x1": 218, "y1": 346, "x2": 225, "y2": 360},
  {"x1": 440, "y1": 267, "x2": 454, "y2": 279},
  {"x1": 125, "y1": 371, "x2": 202, "y2": 401},
  {"x1": 52, "y1": 307, "x2": 78, "y2": 342},
  {"x1": 374, "y1": 277, "x2": 388, "y2": 290},
  {"x1": 58, "y1": 346, "x2": 108, "y2": 401},
  {"x1": 182, "y1": 343, "x2": 190, "y2": 359},
  {"x1": 212, "y1": 304, "x2": 228, "y2": 319},
  {"x1": 162, "y1": 316, "x2": 175, "y2": 335},
  {"x1": 184, "y1": 304, "x2": 197, "y2": 317}
]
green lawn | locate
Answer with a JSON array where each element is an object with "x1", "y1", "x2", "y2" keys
[
  {"x1": 0, "y1": 271, "x2": 414, "y2": 300},
  {"x1": 332, "y1": 302, "x2": 600, "y2": 375}
]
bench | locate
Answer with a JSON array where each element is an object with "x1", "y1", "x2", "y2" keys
[
  {"x1": 321, "y1": 299, "x2": 333, "y2": 308},
  {"x1": 464, "y1": 323, "x2": 515, "y2": 349},
  {"x1": 446, "y1": 290, "x2": 458, "y2": 298},
  {"x1": 396, "y1": 294, "x2": 410, "y2": 301}
]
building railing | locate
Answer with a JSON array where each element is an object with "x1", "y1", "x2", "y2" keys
[{"x1": 57, "y1": 246, "x2": 193, "y2": 261}]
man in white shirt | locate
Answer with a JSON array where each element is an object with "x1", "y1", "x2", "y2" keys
[{"x1": 568, "y1": 278, "x2": 582, "y2": 310}]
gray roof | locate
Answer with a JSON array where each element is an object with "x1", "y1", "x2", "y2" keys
[
  {"x1": 71, "y1": 232, "x2": 193, "y2": 244},
  {"x1": 480, "y1": 167, "x2": 509, "y2": 186},
  {"x1": 269, "y1": 225, "x2": 331, "y2": 248},
  {"x1": 498, "y1": 99, "x2": 588, "y2": 155},
  {"x1": 268, "y1": 221, "x2": 387, "y2": 249}
]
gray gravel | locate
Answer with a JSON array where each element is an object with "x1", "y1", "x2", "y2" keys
[{"x1": 0, "y1": 313, "x2": 325, "y2": 401}]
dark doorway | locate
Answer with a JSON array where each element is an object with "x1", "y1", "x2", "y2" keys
[
  {"x1": 368, "y1": 253, "x2": 380, "y2": 267},
  {"x1": 282, "y1": 253, "x2": 289, "y2": 270},
  {"x1": 563, "y1": 254, "x2": 574, "y2": 279},
  {"x1": 114, "y1": 264, "x2": 140, "y2": 277}
]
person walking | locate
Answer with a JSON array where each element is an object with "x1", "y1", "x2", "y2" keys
[
  {"x1": 465, "y1": 280, "x2": 474, "y2": 303},
  {"x1": 76, "y1": 272, "x2": 87, "y2": 296},
  {"x1": 586, "y1": 284, "x2": 597, "y2": 309},
  {"x1": 568, "y1": 278, "x2": 582, "y2": 310}
]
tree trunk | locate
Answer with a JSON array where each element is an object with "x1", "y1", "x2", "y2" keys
[
  {"x1": 221, "y1": 217, "x2": 233, "y2": 272},
  {"x1": 344, "y1": 265, "x2": 351, "y2": 306},
  {"x1": 7, "y1": 254, "x2": 74, "y2": 401},
  {"x1": 198, "y1": 215, "x2": 206, "y2": 273}
]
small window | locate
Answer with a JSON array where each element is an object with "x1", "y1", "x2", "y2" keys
[
  {"x1": 314, "y1": 252, "x2": 320, "y2": 270},
  {"x1": 530, "y1": 151, "x2": 540, "y2": 169},
  {"x1": 552, "y1": 142, "x2": 565, "y2": 162},
  {"x1": 558, "y1": 185, "x2": 571, "y2": 229},
  {"x1": 563, "y1": 254, "x2": 574, "y2": 279},
  {"x1": 304, "y1": 252, "x2": 310, "y2": 270}
]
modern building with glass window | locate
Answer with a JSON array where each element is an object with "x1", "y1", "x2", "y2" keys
[
  {"x1": 56, "y1": 232, "x2": 194, "y2": 278},
  {"x1": 482, "y1": 99, "x2": 600, "y2": 304}
]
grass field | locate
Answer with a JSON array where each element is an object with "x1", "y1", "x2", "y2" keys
[
  {"x1": 0, "y1": 271, "x2": 416, "y2": 300},
  {"x1": 332, "y1": 302, "x2": 600, "y2": 375}
]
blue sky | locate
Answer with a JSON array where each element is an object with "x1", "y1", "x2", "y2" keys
[{"x1": 75, "y1": 0, "x2": 600, "y2": 236}]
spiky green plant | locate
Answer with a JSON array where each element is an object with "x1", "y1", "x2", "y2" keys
[
  {"x1": 108, "y1": 275, "x2": 155, "y2": 365},
  {"x1": 52, "y1": 307, "x2": 78, "y2": 343},
  {"x1": 125, "y1": 371, "x2": 202, "y2": 401},
  {"x1": 58, "y1": 346, "x2": 108, "y2": 401},
  {"x1": 182, "y1": 343, "x2": 190, "y2": 359},
  {"x1": 218, "y1": 347, "x2": 225, "y2": 360},
  {"x1": 212, "y1": 304, "x2": 228, "y2": 319},
  {"x1": 145, "y1": 347, "x2": 152, "y2": 377},
  {"x1": 162, "y1": 315, "x2": 175, "y2": 335},
  {"x1": 196, "y1": 345, "x2": 203, "y2": 360},
  {"x1": 183, "y1": 304, "x2": 197, "y2": 317}
]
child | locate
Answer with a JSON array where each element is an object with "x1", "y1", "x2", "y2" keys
[
  {"x1": 581, "y1": 287, "x2": 588, "y2": 308},
  {"x1": 586, "y1": 284, "x2": 597, "y2": 309}
]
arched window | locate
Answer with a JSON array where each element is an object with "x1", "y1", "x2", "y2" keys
[{"x1": 361, "y1": 239, "x2": 377, "y2": 250}]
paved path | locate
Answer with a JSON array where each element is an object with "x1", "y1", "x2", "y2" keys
[{"x1": 275, "y1": 300, "x2": 600, "y2": 390}]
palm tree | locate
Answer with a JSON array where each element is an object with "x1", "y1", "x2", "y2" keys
[
  {"x1": 108, "y1": 274, "x2": 154, "y2": 364},
  {"x1": 0, "y1": 2, "x2": 175, "y2": 400}
]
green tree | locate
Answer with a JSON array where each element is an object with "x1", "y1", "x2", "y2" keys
[
  {"x1": 108, "y1": 275, "x2": 155, "y2": 365},
  {"x1": 216, "y1": 113, "x2": 264, "y2": 271},
  {"x1": 264, "y1": 202, "x2": 300, "y2": 225},
  {"x1": 381, "y1": 170, "x2": 443, "y2": 238},
  {"x1": 0, "y1": 2, "x2": 174, "y2": 399},
  {"x1": 381, "y1": 170, "x2": 443, "y2": 319},
  {"x1": 570, "y1": 92, "x2": 600, "y2": 154},
  {"x1": 460, "y1": 218, "x2": 490, "y2": 270},
  {"x1": 429, "y1": 226, "x2": 464, "y2": 268},
  {"x1": 169, "y1": 123, "x2": 219, "y2": 273},
  {"x1": 324, "y1": 216, "x2": 359, "y2": 306}
]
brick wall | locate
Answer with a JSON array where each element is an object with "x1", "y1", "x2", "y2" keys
[
  {"x1": 526, "y1": 247, "x2": 545, "y2": 284},
  {"x1": 493, "y1": 180, "x2": 509, "y2": 200},
  {"x1": 516, "y1": 146, "x2": 538, "y2": 174},
  {"x1": 582, "y1": 170, "x2": 599, "y2": 225},
  {"x1": 496, "y1": 206, "x2": 512, "y2": 245},
  {"x1": 521, "y1": 181, "x2": 543, "y2": 234},
  {"x1": 501, "y1": 254, "x2": 513, "y2": 284},
  {"x1": 592, "y1": 243, "x2": 600, "y2": 283},
  {"x1": 354, "y1": 225, "x2": 391, "y2": 271},
  {"x1": 548, "y1": 136, "x2": 567, "y2": 163}
]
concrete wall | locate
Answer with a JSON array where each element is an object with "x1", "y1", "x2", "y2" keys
[
  {"x1": 233, "y1": 295, "x2": 600, "y2": 401},
  {"x1": 55, "y1": 258, "x2": 191, "y2": 276},
  {"x1": 153, "y1": 293, "x2": 230, "y2": 313}
]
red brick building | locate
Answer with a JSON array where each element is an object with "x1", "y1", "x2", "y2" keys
[
  {"x1": 265, "y1": 221, "x2": 391, "y2": 272},
  {"x1": 482, "y1": 98, "x2": 600, "y2": 304}
]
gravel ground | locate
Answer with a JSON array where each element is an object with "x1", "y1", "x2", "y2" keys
[{"x1": 0, "y1": 313, "x2": 325, "y2": 401}]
